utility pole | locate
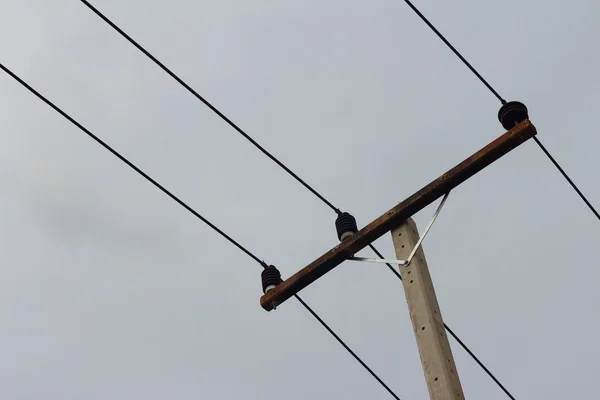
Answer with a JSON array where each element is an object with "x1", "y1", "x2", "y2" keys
[
  {"x1": 392, "y1": 218, "x2": 464, "y2": 399},
  {"x1": 258, "y1": 106, "x2": 534, "y2": 398}
]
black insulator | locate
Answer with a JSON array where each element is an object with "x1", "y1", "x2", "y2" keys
[
  {"x1": 335, "y1": 212, "x2": 358, "y2": 241},
  {"x1": 261, "y1": 265, "x2": 282, "y2": 294},
  {"x1": 498, "y1": 101, "x2": 529, "y2": 130}
]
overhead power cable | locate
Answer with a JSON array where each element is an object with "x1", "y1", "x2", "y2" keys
[
  {"x1": 76, "y1": 1, "x2": 516, "y2": 396},
  {"x1": 79, "y1": 0, "x2": 340, "y2": 215},
  {"x1": 400, "y1": 0, "x2": 599, "y2": 223},
  {"x1": 0, "y1": 62, "x2": 400, "y2": 400},
  {"x1": 532, "y1": 136, "x2": 600, "y2": 220}
]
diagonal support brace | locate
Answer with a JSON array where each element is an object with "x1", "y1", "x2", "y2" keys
[
  {"x1": 349, "y1": 191, "x2": 450, "y2": 267},
  {"x1": 349, "y1": 257, "x2": 409, "y2": 265}
]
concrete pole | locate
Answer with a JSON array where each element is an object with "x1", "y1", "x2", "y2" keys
[{"x1": 392, "y1": 218, "x2": 465, "y2": 400}]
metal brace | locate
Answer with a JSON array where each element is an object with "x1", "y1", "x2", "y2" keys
[{"x1": 349, "y1": 191, "x2": 450, "y2": 267}]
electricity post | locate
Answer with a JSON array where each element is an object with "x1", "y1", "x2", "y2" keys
[
  {"x1": 258, "y1": 105, "x2": 534, "y2": 399},
  {"x1": 392, "y1": 218, "x2": 464, "y2": 399}
]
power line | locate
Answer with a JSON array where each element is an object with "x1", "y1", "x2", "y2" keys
[
  {"x1": 78, "y1": 0, "x2": 341, "y2": 215},
  {"x1": 400, "y1": 0, "x2": 600, "y2": 223},
  {"x1": 401, "y1": 0, "x2": 506, "y2": 105},
  {"x1": 532, "y1": 136, "x2": 600, "y2": 220},
  {"x1": 443, "y1": 325, "x2": 515, "y2": 400},
  {"x1": 0, "y1": 62, "x2": 400, "y2": 400},
  {"x1": 294, "y1": 295, "x2": 400, "y2": 399},
  {"x1": 76, "y1": 1, "x2": 516, "y2": 396}
]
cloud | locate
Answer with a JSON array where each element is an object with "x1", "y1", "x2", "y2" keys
[{"x1": 4, "y1": 158, "x2": 185, "y2": 258}]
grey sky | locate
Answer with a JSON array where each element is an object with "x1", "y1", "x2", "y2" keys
[{"x1": 1, "y1": 0, "x2": 599, "y2": 399}]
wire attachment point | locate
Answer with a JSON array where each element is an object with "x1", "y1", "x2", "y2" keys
[
  {"x1": 498, "y1": 101, "x2": 529, "y2": 130},
  {"x1": 335, "y1": 212, "x2": 358, "y2": 242},
  {"x1": 261, "y1": 265, "x2": 283, "y2": 294}
]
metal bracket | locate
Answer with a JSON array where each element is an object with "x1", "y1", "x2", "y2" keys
[
  {"x1": 348, "y1": 191, "x2": 450, "y2": 267},
  {"x1": 349, "y1": 257, "x2": 409, "y2": 266}
]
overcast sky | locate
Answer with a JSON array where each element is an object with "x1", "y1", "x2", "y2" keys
[{"x1": 1, "y1": 1, "x2": 599, "y2": 399}]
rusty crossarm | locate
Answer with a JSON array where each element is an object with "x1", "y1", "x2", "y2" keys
[{"x1": 261, "y1": 120, "x2": 537, "y2": 311}]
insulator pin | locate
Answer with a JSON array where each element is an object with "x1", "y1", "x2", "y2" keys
[
  {"x1": 335, "y1": 212, "x2": 358, "y2": 242},
  {"x1": 261, "y1": 265, "x2": 283, "y2": 294},
  {"x1": 498, "y1": 101, "x2": 529, "y2": 130}
]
